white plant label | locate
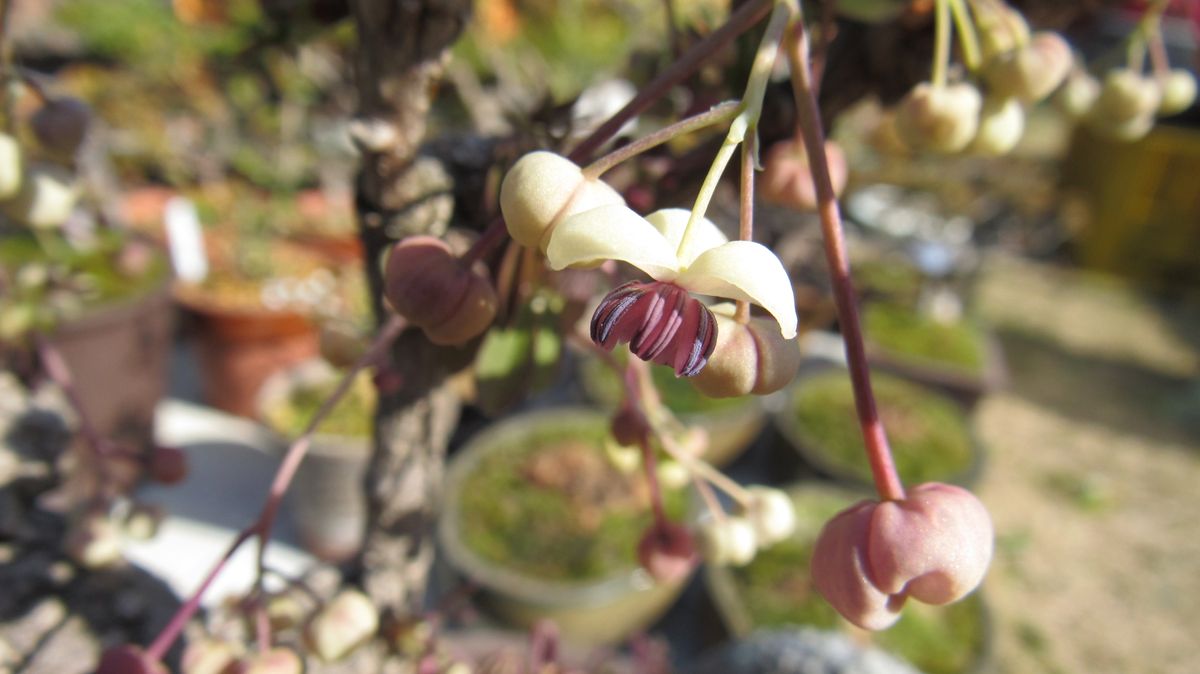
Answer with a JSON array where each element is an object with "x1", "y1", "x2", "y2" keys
[{"x1": 164, "y1": 196, "x2": 208, "y2": 283}]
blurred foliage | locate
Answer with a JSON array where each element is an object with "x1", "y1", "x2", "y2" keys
[
  {"x1": 262, "y1": 368, "x2": 376, "y2": 437},
  {"x1": 864, "y1": 302, "x2": 989, "y2": 373}
]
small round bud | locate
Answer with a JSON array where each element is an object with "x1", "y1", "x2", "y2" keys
[
  {"x1": 31, "y1": 96, "x2": 92, "y2": 157},
  {"x1": 894, "y1": 83, "x2": 982, "y2": 153},
  {"x1": 231, "y1": 648, "x2": 304, "y2": 674},
  {"x1": 0, "y1": 132, "x2": 21, "y2": 199},
  {"x1": 970, "y1": 97, "x2": 1025, "y2": 156},
  {"x1": 1093, "y1": 69, "x2": 1161, "y2": 123},
  {"x1": 1086, "y1": 112, "x2": 1154, "y2": 142},
  {"x1": 1, "y1": 164, "x2": 79, "y2": 229},
  {"x1": 1158, "y1": 69, "x2": 1197, "y2": 116},
  {"x1": 690, "y1": 305, "x2": 801, "y2": 398},
  {"x1": 656, "y1": 459, "x2": 690, "y2": 490},
  {"x1": 383, "y1": 236, "x2": 498, "y2": 346},
  {"x1": 182, "y1": 638, "x2": 240, "y2": 674},
  {"x1": 636, "y1": 520, "x2": 697, "y2": 583},
  {"x1": 97, "y1": 645, "x2": 168, "y2": 674},
  {"x1": 499, "y1": 151, "x2": 624, "y2": 252},
  {"x1": 65, "y1": 513, "x2": 123, "y2": 569},
  {"x1": 610, "y1": 403, "x2": 648, "y2": 446},
  {"x1": 1055, "y1": 71, "x2": 1100, "y2": 118},
  {"x1": 759, "y1": 138, "x2": 847, "y2": 212},
  {"x1": 974, "y1": 3, "x2": 1030, "y2": 62},
  {"x1": 305, "y1": 589, "x2": 379, "y2": 662},
  {"x1": 984, "y1": 32, "x2": 1072, "y2": 103},
  {"x1": 743, "y1": 486, "x2": 797, "y2": 547},
  {"x1": 122, "y1": 502, "x2": 165, "y2": 540},
  {"x1": 700, "y1": 515, "x2": 758, "y2": 566},
  {"x1": 148, "y1": 446, "x2": 189, "y2": 485},
  {"x1": 603, "y1": 438, "x2": 641, "y2": 473}
]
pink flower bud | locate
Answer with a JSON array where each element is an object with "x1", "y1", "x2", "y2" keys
[
  {"x1": 383, "y1": 236, "x2": 498, "y2": 346},
  {"x1": 690, "y1": 306, "x2": 801, "y2": 398},
  {"x1": 637, "y1": 520, "x2": 698, "y2": 583},
  {"x1": 984, "y1": 32, "x2": 1072, "y2": 103},
  {"x1": 97, "y1": 645, "x2": 168, "y2": 674},
  {"x1": 759, "y1": 138, "x2": 847, "y2": 212},
  {"x1": 811, "y1": 483, "x2": 993, "y2": 630}
]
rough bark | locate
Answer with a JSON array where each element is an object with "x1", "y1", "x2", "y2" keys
[{"x1": 347, "y1": 0, "x2": 472, "y2": 619}]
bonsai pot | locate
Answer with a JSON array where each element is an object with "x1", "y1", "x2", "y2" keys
[
  {"x1": 706, "y1": 483, "x2": 993, "y2": 674},
  {"x1": 258, "y1": 359, "x2": 373, "y2": 563},
  {"x1": 773, "y1": 359, "x2": 985, "y2": 489},
  {"x1": 439, "y1": 407, "x2": 691, "y2": 646},
  {"x1": 580, "y1": 357, "x2": 766, "y2": 468},
  {"x1": 863, "y1": 301, "x2": 1005, "y2": 409}
]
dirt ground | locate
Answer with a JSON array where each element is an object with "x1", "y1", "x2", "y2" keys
[{"x1": 972, "y1": 255, "x2": 1200, "y2": 674}]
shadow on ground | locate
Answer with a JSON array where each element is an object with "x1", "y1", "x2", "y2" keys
[{"x1": 997, "y1": 327, "x2": 1200, "y2": 450}]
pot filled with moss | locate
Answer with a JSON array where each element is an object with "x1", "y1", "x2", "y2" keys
[
  {"x1": 863, "y1": 301, "x2": 1003, "y2": 408},
  {"x1": 258, "y1": 359, "x2": 374, "y2": 562},
  {"x1": 439, "y1": 407, "x2": 691, "y2": 645},
  {"x1": 580, "y1": 355, "x2": 765, "y2": 467},
  {"x1": 774, "y1": 362, "x2": 983, "y2": 488},
  {"x1": 706, "y1": 484, "x2": 992, "y2": 674}
]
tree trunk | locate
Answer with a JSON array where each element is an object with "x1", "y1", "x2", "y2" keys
[{"x1": 348, "y1": 0, "x2": 472, "y2": 619}]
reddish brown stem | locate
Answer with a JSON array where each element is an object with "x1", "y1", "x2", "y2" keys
[{"x1": 784, "y1": 20, "x2": 905, "y2": 502}]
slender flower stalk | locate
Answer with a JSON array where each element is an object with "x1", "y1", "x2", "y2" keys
[
  {"x1": 784, "y1": 15, "x2": 905, "y2": 502},
  {"x1": 932, "y1": 0, "x2": 953, "y2": 88},
  {"x1": 584, "y1": 101, "x2": 741, "y2": 179},
  {"x1": 948, "y1": 0, "x2": 982, "y2": 71}
]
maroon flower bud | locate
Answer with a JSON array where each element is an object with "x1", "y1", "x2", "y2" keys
[
  {"x1": 31, "y1": 97, "x2": 92, "y2": 157},
  {"x1": 97, "y1": 645, "x2": 168, "y2": 674},
  {"x1": 591, "y1": 281, "x2": 717, "y2": 377},
  {"x1": 637, "y1": 520, "x2": 698, "y2": 583},
  {"x1": 384, "y1": 236, "x2": 498, "y2": 346},
  {"x1": 148, "y1": 446, "x2": 189, "y2": 485},
  {"x1": 610, "y1": 402, "x2": 649, "y2": 446}
]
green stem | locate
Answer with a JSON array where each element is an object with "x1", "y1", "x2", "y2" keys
[
  {"x1": 583, "y1": 100, "x2": 740, "y2": 179},
  {"x1": 677, "y1": 0, "x2": 792, "y2": 258},
  {"x1": 932, "y1": 0, "x2": 952, "y2": 88},
  {"x1": 948, "y1": 0, "x2": 981, "y2": 72}
]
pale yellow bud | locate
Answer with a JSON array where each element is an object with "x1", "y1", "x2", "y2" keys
[
  {"x1": 499, "y1": 151, "x2": 624, "y2": 252},
  {"x1": 894, "y1": 83, "x2": 982, "y2": 153}
]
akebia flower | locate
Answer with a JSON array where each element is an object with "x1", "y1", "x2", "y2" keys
[
  {"x1": 548, "y1": 205, "x2": 797, "y2": 373},
  {"x1": 810, "y1": 482, "x2": 993, "y2": 630}
]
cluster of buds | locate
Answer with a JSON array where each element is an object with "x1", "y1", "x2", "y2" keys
[
  {"x1": 383, "y1": 235, "x2": 498, "y2": 346},
  {"x1": 499, "y1": 152, "x2": 798, "y2": 391},
  {"x1": 700, "y1": 486, "x2": 798, "y2": 567},
  {"x1": 0, "y1": 92, "x2": 90, "y2": 229},
  {"x1": 810, "y1": 482, "x2": 993, "y2": 630},
  {"x1": 1062, "y1": 66, "x2": 1197, "y2": 141}
]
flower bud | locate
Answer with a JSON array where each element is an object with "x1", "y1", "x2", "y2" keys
[
  {"x1": 31, "y1": 96, "x2": 92, "y2": 157},
  {"x1": 984, "y1": 32, "x2": 1072, "y2": 103},
  {"x1": 743, "y1": 486, "x2": 796, "y2": 546},
  {"x1": 610, "y1": 402, "x2": 649, "y2": 446},
  {"x1": 974, "y1": 3, "x2": 1029, "y2": 62},
  {"x1": 499, "y1": 151, "x2": 624, "y2": 252},
  {"x1": 1158, "y1": 69, "x2": 1197, "y2": 116},
  {"x1": 603, "y1": 438, "x2": 642, "y2": 473},
  {"x1": 894, "y1": 83, "x2": 982, "y2": 153},
  {"x1": 97, "y1": 645, "x2": 168, "y2": 674},
  {"x1": 656, "y1": 459, "x2": 690, "y2": 490},
  {"x1": 232, "y1": 648, "x2": 303, "y2": 674},
  {"x1": 637, "y1": 520, "x2": 698, "y2": 583},
  {"x1": 1093, "y1": 69, "x2": 1161, "y2": 123},
  {"x1": 148, "y1": 445, "x2": 189, "y2": 485},
  {"x1": 759, "y1": 138, "x2": 847, "y2": 212},
  {"x1": 0, "y1": 132, "x2": 21, "y2": 199},
  {"x1": 1055, "y1": 71, "x2": 1100, "y2": 118},
  {"x1": 970, "y1": 97, "x2": 1024, "y2": 156},
  {"x1": 182, "y1": 639, "x2": 240, "y2": 674},
  {"x1": 65, "y1": 512, "x2": 123, "y2": 569},
  {"x1": 1, "y1": 164, "x2": 79, "y2": 229},
  {"x1": 305, "y1": 589, "x2": 379, "y2": 662},
  {"x1": 700, "y1": 515, "x2": 758, "y2": 566},
  {"x1": 384, "y1": 235, "x2": 498, "y2": 346},
  {"x1": 811, "y1": 483, "x2": 993, "y2": 631},
  {"x1": 122, "y1": 502, "x2": 165, "y2": 540},
  {"x1": 690, "y1": 305, "x2": 801, "y2": 398}
]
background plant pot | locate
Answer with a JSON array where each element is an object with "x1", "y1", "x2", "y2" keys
[
  {"x1": 579, "y1": 357, "x2": 765, "y2": 468},
  {"x1": 257, "y1": 360, "x2": 371, "y2": 562},
  {"x1": 179, "y1": 294, "x2": 318, "y2": 418},
  {"x1": 773, "y1": 356, "x2": 985, "y2": 489},
  {"x1": 706, "y1": 483, "x2": 993, "y2": 674},
  {"x1": 50, "y1": 284, "x2": 174, "y2": 454},
  {"x1": 866, "y1": 334, "x2": 1006, "y2": 410},
  {"x1": 439, "y1": 407, "x2": 690, "y2": 646}
]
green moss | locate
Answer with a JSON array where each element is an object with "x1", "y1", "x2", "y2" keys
[
  {"x1": 853, "y1": 258, "x2": 923, "y2": 305},
  {"x1": 458, "y1": 421, "x2": 686, "y2": 582},
  {"x1": 582, "y1": 355, "x2": 748, "y2": 416},
  {"x1": 732, "y1": 488, "x2": 986, "y2": 674},
  {"x1": 262, "y1": 371, "x2": 375, "y2": 438},
  {"x1": 864, "y1": 303, "x2": 988, "y2": 374},
  {"x1": 790, "y1": 371, "x2": 974, "y2": 484}
]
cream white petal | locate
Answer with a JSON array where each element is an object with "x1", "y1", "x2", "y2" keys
[
  {"x1": 545, "y1": 204, "x2": 681, "y2": 280},
  {"x1": 644, "y1": 208, "x2": 729, "y2": 266},
  {"x1": 677, "y1": 241, "x2": 798, "y2": 338}
]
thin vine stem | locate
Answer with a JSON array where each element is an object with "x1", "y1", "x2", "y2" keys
[
  {"x1": 932, "y1": 0, "x2": 953, "y2": 87},
  {"x1": 583, "y1": 100, "x2": 740, "y2": 179},
  {"x1": 948, "y1": 0, "x2": 982, "y2": 71},
  {"x1": 784, "y1": 17, "x2": 905, "y2": 502}
]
